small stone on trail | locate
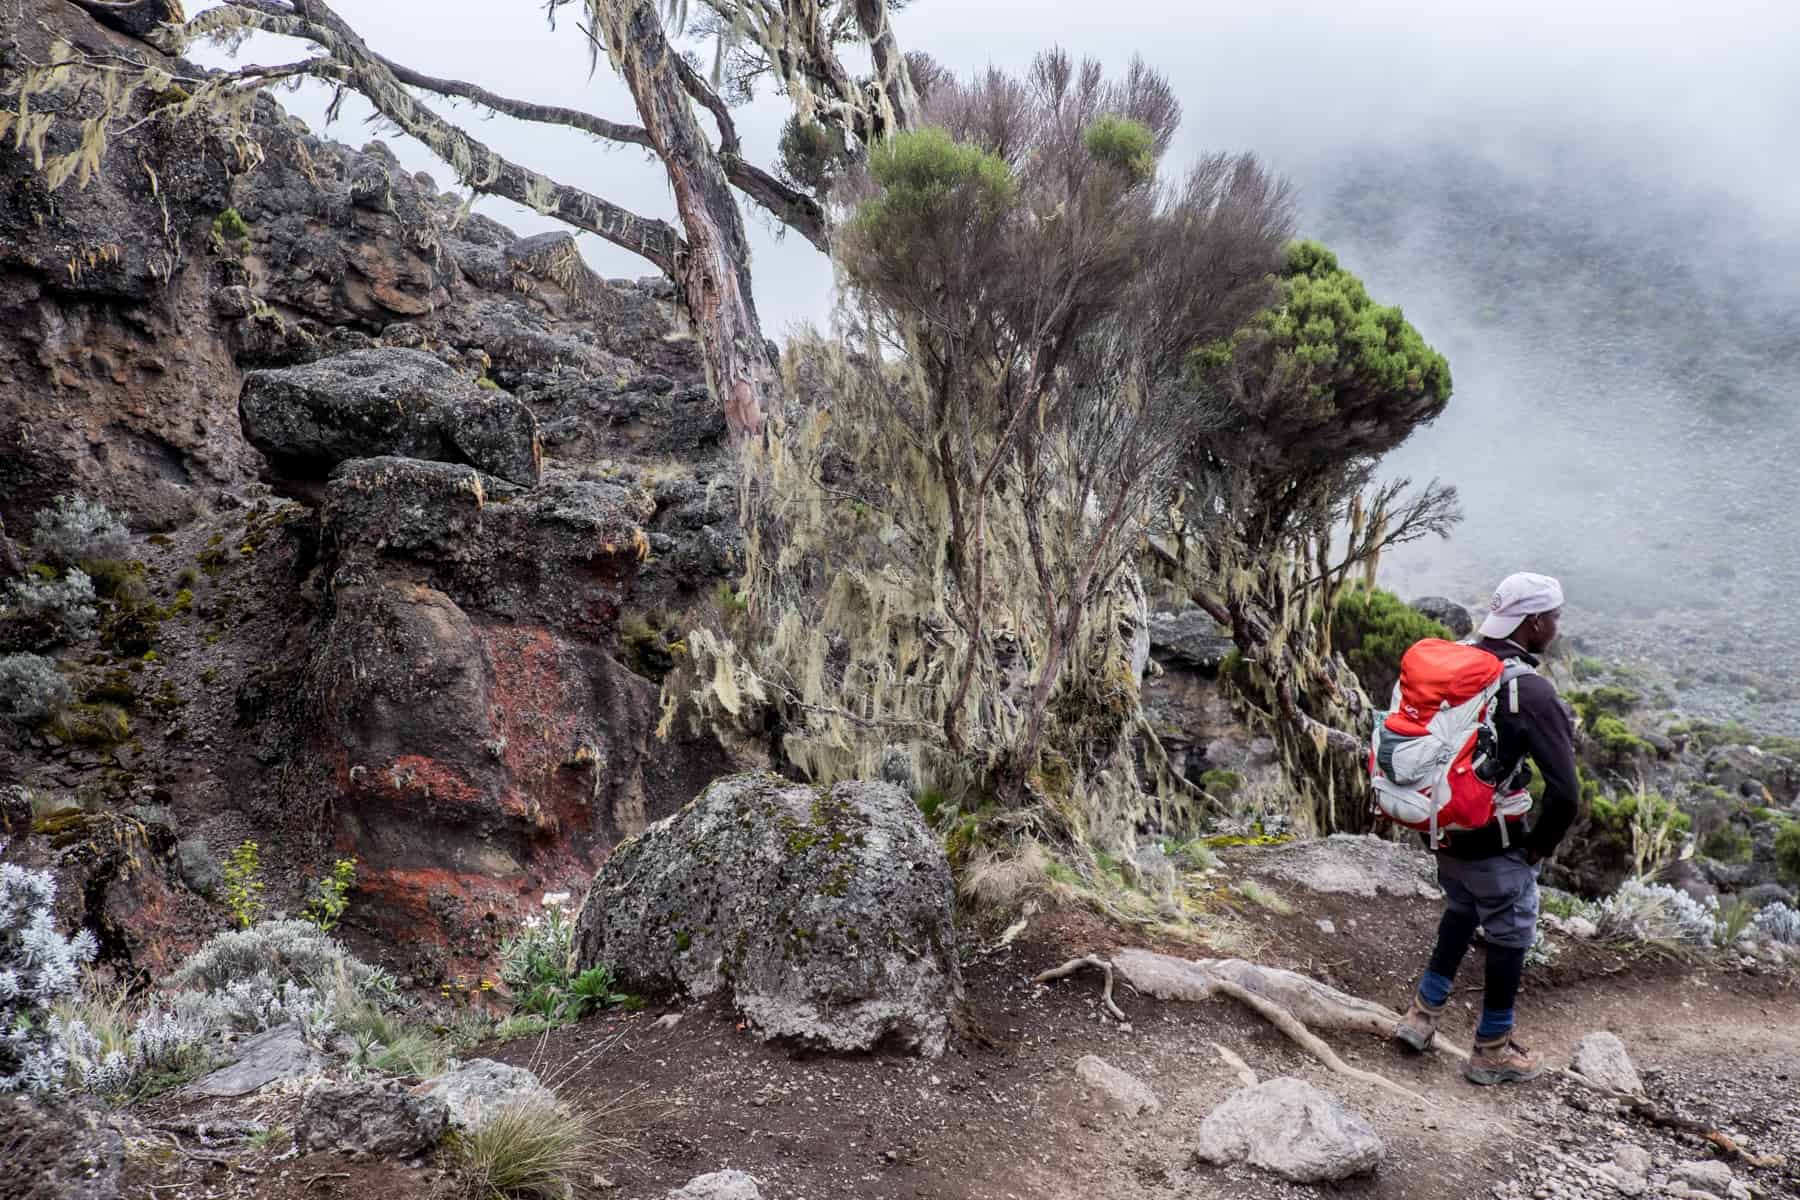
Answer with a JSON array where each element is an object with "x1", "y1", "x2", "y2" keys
[
  {"x1": 668, "y1": 1170, "x2": 763, "y2": 1199},
  {"x1": 1194, "y1": 1076, "x2": 1383, "y2": 1183},
  {"x1": 1571, "y1": 1031, "x2": 1642, "y2": 1095},
  {"x1": 1316, "y1": 918, "x2": 1336, "y2": 934},
  {"x1": 653, "y1": 1012, "x2": 683, "y2": 1031},
  {"x1": 1670, "y1": 1160, "x2": 1734, "y2": 1197},
  {"x1": 1073, "y1": 1054, "x2": 1161, "y2": 1116}
]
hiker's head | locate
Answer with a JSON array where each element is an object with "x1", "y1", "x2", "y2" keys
[{"x1": 1478, "y1": 572, "x2": 1564, "y2": 653}]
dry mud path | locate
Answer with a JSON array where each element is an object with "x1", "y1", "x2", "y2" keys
[{"x1": 130, "y1": 845, "x2": 1799, "y2": 1200}]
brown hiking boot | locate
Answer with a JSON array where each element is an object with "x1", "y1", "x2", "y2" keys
[
  {"x1": 1464, "y1": 1033, "x2": 1544, "y2": 1085},
  {"x1": 1392, "y1": 995, "x2": 1445, "y2": 1053}
]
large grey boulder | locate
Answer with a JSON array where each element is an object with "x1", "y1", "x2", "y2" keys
[
  {"x1": 299, "y1": 1077, "x2": 450, "y2": 1155},
  {"x1": 1411, "y1": 595, "x2": 1474, "y2": 639},
  {"x1": 419, "y1": 1058, "x2": 557, "y2": 1130},
  {"x1": 1261, "y1": 833, "x2": 1440, "y2": 899},
  {"x1": 1194, "y1": 1076, "x2": 1384, "y2": 1183},
  {"x1": 0, "y1": 1093, "x2": 124, "y2": 1200},
  {"x1": 571, "y1": 773, "x2": 962, "y2": 1056},
  {"x1": 1147, "y1": 609, "x2": 1235, "y2": 672},
  {"x1": 240, "y1": 348, "x2": 541, "y2": 485}
]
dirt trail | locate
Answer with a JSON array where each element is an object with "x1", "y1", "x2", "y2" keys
[{"x1": 127, "y1": 849, "x2": 1799, "y2": 1200}]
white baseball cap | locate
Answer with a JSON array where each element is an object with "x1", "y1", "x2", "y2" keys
[{"x1": 1478, "y1": 571, "x2": 1565, "y2": 640}]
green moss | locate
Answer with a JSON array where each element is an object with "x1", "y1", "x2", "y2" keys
[
  {"x1": 617, "y1": 610, "x2": 676, "y2": 681},
  {"x1": 1700, "y1": 824, "x2": 1752, "y2": 864},
  {"x1": 1197, "y1": 769, "x2": 1243, "y2": 799},
  {"x1": 1777, "y1": 820, "x2": 1800, "y2": 885},
  {"x1": 82, "y1": 670, "x2": 139, "y2": 709},
  {"x1": 674, "y1": 930, "x2": 691, "y2": 952},
  {"x1": 475, "y1": 375, "x2": 500, "y2": 391},
  {"x1": 79, "y1": 558, "x2": 146, "y2": 602},
  {"x1": 47, "y1": 702, "x2": 130, "y2": 746},
  {"x1": 1586, "y1": 713, "x2": 1652, "y2": 769}
]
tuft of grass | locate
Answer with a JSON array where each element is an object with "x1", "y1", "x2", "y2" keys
[
  {"x1": 449, "y1": 1099, "x2": 614, "y2": 1200},
  {"x1": 1231, "y1": 878, "x2": 1295, "y2": 916}
]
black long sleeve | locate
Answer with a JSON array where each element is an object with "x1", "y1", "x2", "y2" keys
[{"x1": 1512, "y1": 674, "x2": 1579, "y2": 858}]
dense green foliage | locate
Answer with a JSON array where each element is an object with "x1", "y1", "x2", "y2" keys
[
  {"x1": 1699, "y1": 823, "x2": 1752, "y2": 864},
  {"x1": 1778, "y1": 820, "x2": 1800, "y2": 884},
  {"x1": 221, "y1": 840, "x2": 266, "y2": 930},
  {"x1": 1330, "y1": 586, "x2": 1450, "y2": 702},
  {"x1": 1083, "y1": 115, "x2": 1156, "y2": 183},
  {"x1": 1189, "y1": 240, "x2": 1452, "y2": 486}
]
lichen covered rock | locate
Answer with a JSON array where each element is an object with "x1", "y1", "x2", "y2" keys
[
  {"x1": 571, "y1": 774, "x2": 961, "y2": 1056},
  {"x1": 240, "y1": 348, "x2": 541, "y2": 485}
]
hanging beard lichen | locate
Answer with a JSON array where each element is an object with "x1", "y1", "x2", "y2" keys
[{"x1": 665, "y1": 332, "x2": 1208, "y2": 864}]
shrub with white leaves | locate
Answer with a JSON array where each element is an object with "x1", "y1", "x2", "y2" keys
[
  {"x1": 1595, "y1": 879, "x2": 1718, "y2": 948},
  {"x1": 1752, "y1": 901, "x2": 1800, "y2": 946},
  {"x1": 30, "y1": 495, "x2": 130, "y2": 567},
  {"x1": 0, "y1": 854, "x2": 99, "y2": 1092},
  {"x1": 1, "y1": 570, "x2": 98, "y2": 649},
  {"x1": 0, "y1": 653, "x2": 73, "y2": 724},
  {"x1": 164, "y1": 918, "x2": 373, "y2": 996}
]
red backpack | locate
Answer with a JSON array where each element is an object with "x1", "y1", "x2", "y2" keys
[{"x1": 1367, "y1": 638, "x2": 1534, "y2": 847}]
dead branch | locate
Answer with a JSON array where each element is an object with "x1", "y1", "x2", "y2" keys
[{"x1": 1032, "y1": 954, "x2": 1128, "y2": 1023}]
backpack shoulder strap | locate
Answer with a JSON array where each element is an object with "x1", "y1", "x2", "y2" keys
[{"x1": 1497, "y1": 657, "x2": 1536, "y2": 715}]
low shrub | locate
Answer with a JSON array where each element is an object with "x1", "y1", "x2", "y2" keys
[
  {"x1": 1331, "y1": 585, "x2": 1450, "y2": 701},
  {"x1": 1, "y1": 858, "x2": 100, "y2": 1092},
  {"x1": 449, "y1": 1098, "x2": 600, "y2": 1200},
  {"x1": 31, "y1": 495, "x2": 130, "y2": 568},
  {"x1": 1700, "y1": 823, "x2": 1752, "y2": 864},
  {"x1": 1594, "y1": 879, "x2": 1716, "y2": 950},
  {"x1": 1, "y1": 570, "x2": 98, "y2": 649},
  {"x1": 1751, "y1": 901, "x2": 1800, "y2": 946},
  {"x1": 1777, "y1": 820, "x2": 1800, "y2": 885},
  {"x1": 0, "y1": 653, "x2": 73, "y2": 724}
]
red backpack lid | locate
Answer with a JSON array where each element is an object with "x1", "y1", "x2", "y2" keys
[{"x1": 1386, "y1": 638, "x2": 1503, "y2": 733}]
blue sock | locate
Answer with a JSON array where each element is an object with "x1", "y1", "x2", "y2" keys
[
  {"x1": 1418, "y1": 970, "x2": 1453, "y2": 1008},
  {"x1": 1476, "y1": 1008, "x2": 1514, "y2": 1040}
]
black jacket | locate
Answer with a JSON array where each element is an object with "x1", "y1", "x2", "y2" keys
[{"x1": 1436, "y1": 638, "x2": 1579, "y2": 862}]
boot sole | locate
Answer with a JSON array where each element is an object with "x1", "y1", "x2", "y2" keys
[{"x1": 1463, "y1": 1061, "x2": 1545, "y2": 1086}]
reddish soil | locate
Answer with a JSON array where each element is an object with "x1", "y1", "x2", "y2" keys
[{"x1": 119, "y1": 853, "x2": 1800, "y2": 1200}]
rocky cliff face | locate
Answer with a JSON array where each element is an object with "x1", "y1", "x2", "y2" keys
[{"x1": 0, "y1": 0, "x2": 740, "y2": 978}]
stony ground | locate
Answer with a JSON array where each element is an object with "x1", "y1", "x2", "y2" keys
[{"x1": 116, "y1": 841, "x2": 1799, "y2": 1200}]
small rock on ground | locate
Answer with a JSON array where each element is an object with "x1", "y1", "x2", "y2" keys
[
  {"x1": 1571, "y1": 1031, "x2": 1643, "y2": 1095},
  {"x1": 1670, "y1": 1159, "x2": 1735, "y2": 1197},
  {"x1": 418, "y1": 1058, "x2": 556, "y2": 1130},
  {"x1": 1194, "y1": 1076, "x2": 1384, "y2": 1183},
  {"x1": 668, "y1": 1170, "x2": 763, "y2": 1199},
  {"x1": 1073, "y1": 1054, "x2": 1161, "y2": 1116}
]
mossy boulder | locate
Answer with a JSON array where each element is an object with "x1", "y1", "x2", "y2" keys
[
  {"x1": 240, "y1": 347, "x2": 542, "y2": 486},
  {"x1": 571, "y1": 773, "x2": 962, "y2": 1056}
]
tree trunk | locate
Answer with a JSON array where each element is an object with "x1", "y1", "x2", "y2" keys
[{"x1": 592, "y1": 0, "x2": 775, "y2": 442}]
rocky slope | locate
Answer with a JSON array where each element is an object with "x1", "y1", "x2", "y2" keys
[{"x1": 0, "y1": 0, "x2": 740, "y2": 979}]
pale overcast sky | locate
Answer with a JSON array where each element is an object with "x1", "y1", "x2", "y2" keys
[{"x1": 190, "y1": 0, "x2": 1800, "y2": 335}]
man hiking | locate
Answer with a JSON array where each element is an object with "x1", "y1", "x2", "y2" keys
[{"x1": 1392, "y1": 571, "x2": 1578, "y2": 1084}]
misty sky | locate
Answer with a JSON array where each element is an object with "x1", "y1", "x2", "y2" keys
[
  {"x1": 187, "y1": 1, "x2": 1800, "y2": 619},
  {"x1": 192, "y1": 0, "x2": 1800, "y2": 333}
]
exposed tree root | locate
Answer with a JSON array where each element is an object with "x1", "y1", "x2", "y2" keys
[
  {"x1": 1213, "y1": 1042, "x2": 1259, "y2": 1088},
  {"x1": 1033, "y1": 954, "x2": 1129, "y2": 1024},
  {"x1": 1037, "y1": 947, "x2": 1788, "y2": 1169},
  {"x1": 1034, "y1": 952, "x2": 1426, "y2": 1103}
]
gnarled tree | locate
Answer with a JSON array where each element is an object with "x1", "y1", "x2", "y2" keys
[{"x1": 1, "y1": 0, "x2": 924, "y2": 439}]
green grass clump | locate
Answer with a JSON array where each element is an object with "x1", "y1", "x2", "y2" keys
[
  {"x1": 449, "y1": 1099, "x2": 609, "y2": 1200},
  {"x1": 1197, "y1": 768, "x2": 1243, "y2": 799},
  {"x1": 1700, "y1": 824, "x2": 1752, "y2": 864},
  {"x1": 1777, "y1": 820, "x2": 1800, "y2": 884}
]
